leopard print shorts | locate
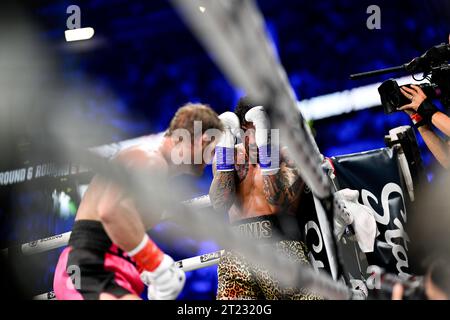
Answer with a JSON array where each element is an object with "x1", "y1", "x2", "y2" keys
[{"x1": 217, "y1": 240, "x2": 322, "y2": 300}]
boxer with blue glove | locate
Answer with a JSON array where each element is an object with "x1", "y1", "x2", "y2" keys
[{"x1": 210, "y1": 97, "x2": 321, "y2": 300}]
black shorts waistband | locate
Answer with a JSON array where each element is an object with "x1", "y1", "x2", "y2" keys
[
  {"x1": 231, "y1": 214, "x2": 301, "y2": 242},
  {"x1": 68, "y1": 220, "x2": 112, "y2": 252}
]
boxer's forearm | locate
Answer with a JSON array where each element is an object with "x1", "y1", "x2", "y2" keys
[
  {"x1": 418, "y1": 125, "x2": 450, "y2": 169},
  {"x1": 262, "y1": 173, "x2": 284, "y2": 205},
  {"x1": 209, "y1": 171, "x2": 236, "y2": 212},
  {"x1": 262, "y1": 147, "x2": 303, "y2": 206}
]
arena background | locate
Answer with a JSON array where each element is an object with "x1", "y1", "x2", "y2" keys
[{"x1": 1, "y1": 0, "x2": 449, "y2": 299}]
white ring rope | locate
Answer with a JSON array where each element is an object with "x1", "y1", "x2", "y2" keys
[
  {"x1": 1, "y1": 195, "x2": 211, "y2": 257},
  {"x1": 1, "y1": 232, "x2": 72, "y2": 257},
  {"x1": 5, "y1": 194, "x2": 216, "y2": 300},
  {"x1": 33, "y1": 249, "x2": 225, "y2": 300}
]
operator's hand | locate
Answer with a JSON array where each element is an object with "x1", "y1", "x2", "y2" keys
[
  {"x1": 399, "y1": 85, "x2": 427, "y2": 112},
  {"x1": 402, "y1": 108, "x2": 415, "y2": 117}
]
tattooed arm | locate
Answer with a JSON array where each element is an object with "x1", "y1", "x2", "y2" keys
[
  {"x1": 209, "y1": 156, "x2": 236, "y2": 212},
  {"x1": 262, "y1": 147, "x2": 305, "y2": 207}
]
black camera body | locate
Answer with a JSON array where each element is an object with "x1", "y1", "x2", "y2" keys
[
  {"x1": 351, "y1": 42, "x2": 450, "y2": 114},
  {"x1": 378, "y1": 79, "x2": 440, "y2": 114}
]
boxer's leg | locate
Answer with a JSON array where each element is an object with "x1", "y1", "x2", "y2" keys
[
  {"x1": 252, "y1": 241, "x2": 323, "y2": 300},
  {"x1": 278, "y1": 240, "x2": 323, "y2": 299},
  {"x1": 54, "y1": 220, "x2": 144, "y2": 300},
  {"x1": 216, "y1": 250, "x2": 260, "y2": 300},
  {"x1": 99, "y1": 292, "x2": 141, "y2": 300},
  {"x1": 53, "y1": 247, "x2": 84, "y2": 300}
]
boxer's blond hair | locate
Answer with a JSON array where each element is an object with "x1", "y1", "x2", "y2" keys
[{"x1": 166, "y1": 103, "x2": 222, "y2": 139}]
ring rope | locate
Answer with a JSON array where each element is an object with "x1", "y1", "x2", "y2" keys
[
  {"x1": 33, "y1": 249, "x2": 225, "y2": 300},
  {"x1": 1, "y1": 195, "x2": 211, "y2": 257}
]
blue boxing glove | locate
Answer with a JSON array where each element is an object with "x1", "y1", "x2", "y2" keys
[
  {"x1": 215, "y1": 112, "x2": 240, "y2": 171},
  {"x1": 245, "y1": 106, "x2": 279, "y2": 175}
]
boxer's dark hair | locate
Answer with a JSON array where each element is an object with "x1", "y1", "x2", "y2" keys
[
  {"x1": 166, "y1": 103, "x2": 222, "y2": 139},
  {"x1": 234, "y1": 96, "x2": 263, "y2": 127}
]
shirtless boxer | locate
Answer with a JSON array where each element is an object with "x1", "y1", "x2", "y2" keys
[
  {"x1": 53, "y1": 103, "x2": 222, "y2": 300},
  {"x1": 209, "y1": 97, "x2": 320, "y2": 300}
]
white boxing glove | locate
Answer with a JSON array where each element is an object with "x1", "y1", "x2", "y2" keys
[
  {"x1": 215, "y1": 112, "x2": 240, "y2": 171},
  {"x1": 244, "y1": 106, "x2": 269, "y2": 147},
  {"x1": 140, "y1": 254, "x2": 185, "y2": 300},
  {"x1": 245, "y1": 106, "x2": 279, "y2": 175}
]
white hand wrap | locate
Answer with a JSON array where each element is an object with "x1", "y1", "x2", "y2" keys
[{"x1": 140, "y1": 254, "x2": 186, "y2": 300}]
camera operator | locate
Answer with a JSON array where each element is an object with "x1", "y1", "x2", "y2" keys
[
  {"x1": 399, "y1": 85, "x2": 450, "y2": 169},
  {"x1": 392, "y1": 258, "x2": 450, "y2": 300},
  {"x1": 399, "y1": 36, "x2": 450, "y2": 169}
]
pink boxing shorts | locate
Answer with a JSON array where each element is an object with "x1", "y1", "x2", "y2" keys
[{"x1": 53, "y1": 220, "x2": 145, "y2": 300}]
